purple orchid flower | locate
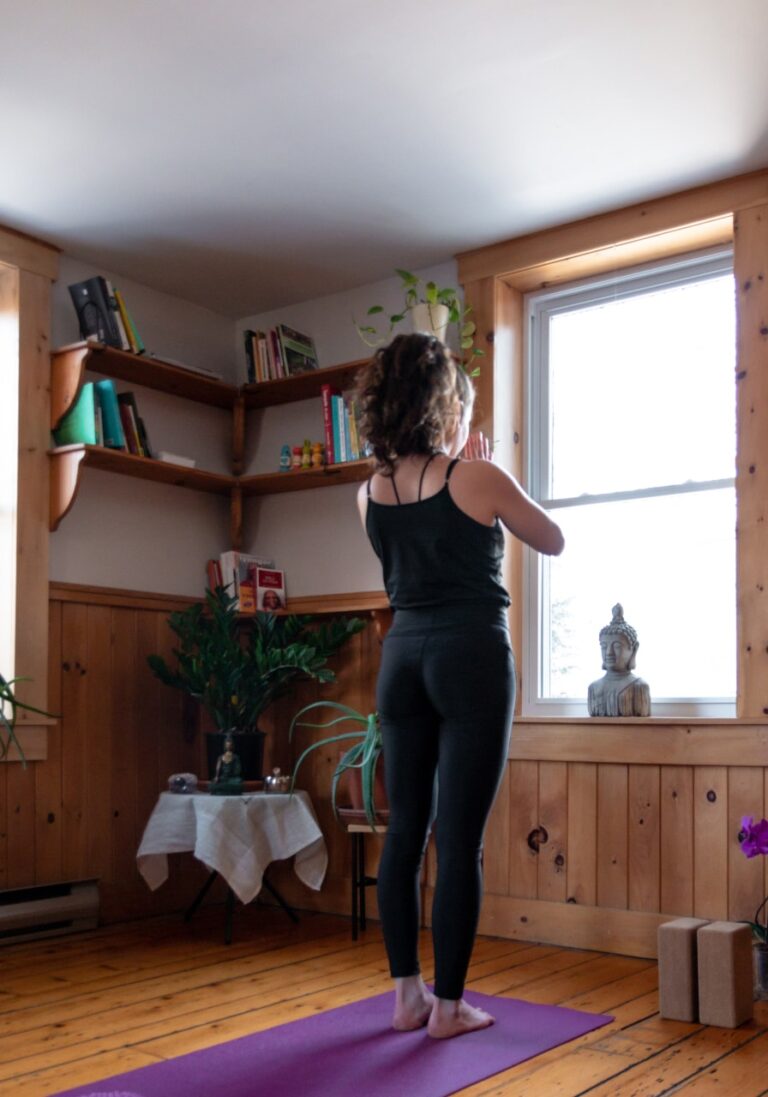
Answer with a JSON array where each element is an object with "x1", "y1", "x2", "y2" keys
[{"x1": 739, "y1": 816, "x2": 768, "y2": 858}]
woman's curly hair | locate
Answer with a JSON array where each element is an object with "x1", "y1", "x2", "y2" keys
[{"x1": 356, "y1": 334, "x2": 473, "y2": 472}]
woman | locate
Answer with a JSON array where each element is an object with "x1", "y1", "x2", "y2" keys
[{"x1": 356, "y1": 333, "x2": 564, "y2": 1039}]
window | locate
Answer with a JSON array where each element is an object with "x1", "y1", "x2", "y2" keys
[{"x1": 524, "y1": 249, "x2": 736, "y2": 716}]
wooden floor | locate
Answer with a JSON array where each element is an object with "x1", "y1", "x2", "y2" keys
[{"x1": 1, "y1": 905, "x2": 767, "y2": 1097}]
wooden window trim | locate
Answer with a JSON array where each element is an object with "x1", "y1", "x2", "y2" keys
[
  {"x1": 458, "y1": 169, "x2": 768, "y2": 718},
  {"x1": 2, "y1": 224, "x2": 58, "y2": 760}
]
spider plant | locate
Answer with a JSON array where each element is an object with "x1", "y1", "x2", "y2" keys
[
  {"x1": 0, "y1": 674, "x2": 57, "y2": 768},
  {"x1": 289, "y1": 701, "x2": 384, "y2": 828}
]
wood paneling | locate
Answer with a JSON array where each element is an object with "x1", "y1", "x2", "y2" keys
[
  {"x1": 457, "y1": 168, "x2": 768, "y2": 283},
  {"x1": 734, "y1": 201, "x2": 768, "y2": 717},
  {"x1": 5, "y1": 585, "x2": 765, "y2": 955}
]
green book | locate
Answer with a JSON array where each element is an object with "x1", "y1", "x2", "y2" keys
[{"x1": 53, "y1": 382, "x2": 97, "y2": 446}]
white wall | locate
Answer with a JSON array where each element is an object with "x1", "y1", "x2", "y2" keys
[
  {"x1": 236, "y1": 260, "x2": 458, "y2": 597},
  {"x1": 49, "y1": 256, "x2": 459, "y2": 599},
  {"x1": 50, "y1": 255, "x2": 236, "y2": 596}
]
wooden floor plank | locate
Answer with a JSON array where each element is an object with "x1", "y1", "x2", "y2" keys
[{"x1": 0, "y1": 910, "x2": 766, "y2": 1097}]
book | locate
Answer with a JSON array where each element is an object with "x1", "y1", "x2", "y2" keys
[
  {"x1": 68, "y1": 277, "x2": 123, "y2": 348},
  {"x1": 117, "y1": 397, "x2": 141, "y2": 455},
  {"x1": 117, "y1": 392, "x2": 148, "y2": 456},
  {"x1": 255, "y1": 332, "x2": 269, "y2": 382},
  {"x1": 157, "y1": 451, "x2": 195, "y2": 467},
  {"x1": 331, "y1": 394, "x2": 346, "y2": 463},
  {"x1": 93, "y1": 379, "x2": 126, "y2": 449},
  {"x1": 342, "y1": 396, "x2": 352, "y2": 461},
  {"x1": 277, "y1": 323, "x2": 318, "y2": 376},
  {"x1": 269, "y1": 329, "x2": 284, "y2": 379},
  {"x1": 53, "y1": 382, "x2": 97, "y2": 446},
  {"x1": 237, "y1": 553, "x2": 276, "y2": 613},
  {"x1": 320, "y1": 383, "x2": 339, "y2": 464},
  {"x1": 255, "y1": 567, "x2": 286, "y2": 612},
  {"x1": 114, "y1": 287, "x2": 145, "y2": 354},
  {"x1": 243, "y1": 329, "x2": 256, "y2": 383},
  {"x1": 219, "y1": 550, "x2": 274, "y2": 609},
  {"x1": 104, "y1": 279, "x2": 131, "y2": 351}
]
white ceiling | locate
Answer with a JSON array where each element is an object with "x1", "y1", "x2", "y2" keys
[{"x1": 4, "y1": 0, "x2": 768, "y2": 318}]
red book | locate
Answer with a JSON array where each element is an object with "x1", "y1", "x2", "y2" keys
[
  {"x1": 321, "y1": 383, "x2": 339, "y2": 464},
  {"x1": 117, "y1": 403, "x2": 139, "y2": 455}
]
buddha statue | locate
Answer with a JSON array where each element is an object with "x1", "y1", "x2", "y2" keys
[
  {"x1": 209, "y1": 734, "x2": 243, "y2": 795},
  {"x1": 587, "y1": 604, "x2": 651, "y2": 717}
]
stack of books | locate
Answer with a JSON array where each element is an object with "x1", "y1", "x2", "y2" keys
[
  {"x1": 210, "y1": 551, "x2": 286, "y2": 613},
  {"x1": 69, "y1": 277, "x2": 145, "y2": 354},
  {"x1": 320, "y1": 384, "x2": 366, "y2": 464},
  {"x1": 53, "y1": 379, "x2": 154, "y2": 457},
  {"x1": 243, "y1": 324, "x2": 318, "y2": 383}
]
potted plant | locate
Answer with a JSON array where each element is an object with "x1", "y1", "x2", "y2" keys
[
  {"x1": 738, "y1": 814, "x2": 768, "y2": 1000},
  {"x1": 1, "y1": 673, "x2": 57, "y2": 768},
  {"x1": 356, "y1": 268, "x2": 483, "y2": 376},
  {"x1": 147, "y1": 586, "x2": 365, "y2": 780},
  {"x1": 289, "y1": 701, "x2": 386, "y2": 828}
]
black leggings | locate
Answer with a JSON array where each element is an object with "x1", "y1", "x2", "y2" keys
[{"x1": 375, "y1": 604, "x2": 515, "y2": 1000}]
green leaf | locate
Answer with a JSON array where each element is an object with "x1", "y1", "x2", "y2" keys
[
  {"x1": 390, "y1": 313, "x2": 405, "y2": 324},
  {"x1": 461, "y1": 337, "x2": 473, "y2": 349},
  {"x1": 425, "y1": 281, "x2": 438, "y2": 305},
  {"x1": 395, "y1": 268, "x2": 418, "y2": 286},
  {"x1": 367, "y1": 305, "x2": 384, "y2": 316},
  {"x1": 461, "y1": 321, "x2": 476, "y2": 337}
]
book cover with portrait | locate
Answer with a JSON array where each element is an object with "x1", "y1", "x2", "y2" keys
[{"x1": 255, "y1": 568, "x2": 286, "y2": 612}]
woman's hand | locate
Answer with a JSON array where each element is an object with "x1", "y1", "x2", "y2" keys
[{"x1": 462, "y1": 431, "x2": 493, "y2": 461}]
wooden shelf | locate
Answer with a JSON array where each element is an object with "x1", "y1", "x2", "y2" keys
[
  {"x1": 243, "y1": 358, "x2": 368, "y2": 410},
  {"x1": 51, "y1": 341, "x2": 238, "y2": 428},
  {"x1": 49, "y1": 445, "x2": 235, "y2": 530},
  {"x1": 240, "y1": 459, "x2": 372, "y2": 496}
]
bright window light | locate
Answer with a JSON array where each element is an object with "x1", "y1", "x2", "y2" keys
[{"x1": 525, "y1": 252, "x2": 736, "y2": 716}]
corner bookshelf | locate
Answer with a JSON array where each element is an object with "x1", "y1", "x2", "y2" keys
[{"x1": 48, "y1": 343, "x2": 372, "y2": 536}]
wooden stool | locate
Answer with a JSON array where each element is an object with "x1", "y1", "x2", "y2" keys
[
  {"x1": 697, "y1": 921, "x2": 753, "y2": 1027},
  {"x1": 658, "y1": 917, "x2": 710, "y2": 1021},
  {"x1": 346, "y1": 823, "x2": 387, "y2": 940}
]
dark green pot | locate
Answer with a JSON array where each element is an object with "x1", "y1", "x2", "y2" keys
[{"x1": 206, "y1": 730, "x2": 266, "y2": 781}]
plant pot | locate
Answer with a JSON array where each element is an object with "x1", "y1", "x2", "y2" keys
[
  {"x1": 337, "y1": 748, "x2": 388, "y2": 822},
  {"x1": 206, "y1": 730, "x2": 266, "y2": 781},
  {"x1": 755, "y1": 942, "x2": 768, "y2": 1001},
  {"x1": 410, "y1": 302, "x2": 449, "y2": 344}
]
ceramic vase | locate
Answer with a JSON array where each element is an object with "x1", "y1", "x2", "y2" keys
[{"x1": 410, "y1": 302, "x2": 449, "y2": 344}]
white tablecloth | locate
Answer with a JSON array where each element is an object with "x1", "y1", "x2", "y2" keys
[{"x1": 136, "y1": 790, "x2": 328, "y2": 904}]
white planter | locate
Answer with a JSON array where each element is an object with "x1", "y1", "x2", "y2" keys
[{"x1": 410, "y1": 302, "x2": 450, "y2": 344}]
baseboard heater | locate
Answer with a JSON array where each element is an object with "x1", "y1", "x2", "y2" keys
[{"x1": 0, "y1": 879, "x2": 99, "y2": 945}]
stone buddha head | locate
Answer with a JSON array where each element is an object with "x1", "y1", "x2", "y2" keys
[{"x1": 598, "y1": 604, "x2": 639, "y2": 673}]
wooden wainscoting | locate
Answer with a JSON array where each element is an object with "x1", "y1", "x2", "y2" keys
[
  {"x1": 7, "y1": 583, "x2": 767, "y2": 951},
  {"x1": 424, "y1": 719, "x2": 768, "y2": 959},
  {"x1": 0, "y1": 584, "x2": 382, "y2": 923}
]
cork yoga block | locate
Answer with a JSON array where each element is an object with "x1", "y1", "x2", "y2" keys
[
  {"x1": 697, "y1": 921, "x2": 754, "y2": 1028},
  {"x1": 658, "y1": 918, "x2": 710, "y2": 1022}
]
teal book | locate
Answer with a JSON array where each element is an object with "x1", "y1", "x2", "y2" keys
[
  {"x1": 94, "y1": 379, "x2": 126, "y2": 449},
  {"x1": 331, "y1": 395, "x2": 344, "y2": 464},
  {"x1": 53, "y1": 382, "x2": 97, "y2": 446}
]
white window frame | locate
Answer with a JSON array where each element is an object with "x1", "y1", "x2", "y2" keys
[{"x1": 522, "y1": 246, "x2": 736, "y2": 718}]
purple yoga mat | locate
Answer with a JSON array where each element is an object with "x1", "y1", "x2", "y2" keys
[{"x1": 54, "y1": 990, "x2": 612, "y2": 1097}]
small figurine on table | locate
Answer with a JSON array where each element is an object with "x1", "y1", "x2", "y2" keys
[
  {"x1": 301, "y1": 439, "x2": 312, "y2": 469},
  {"x1": 210, "y1": 734, "x2": 244, "y2": 796},
  {"x1": 279, "y1": 444, "x2": 292, "y2": 472},
  {"x1": 311, "y1": 442, "x2": 324, "y2": 468}
]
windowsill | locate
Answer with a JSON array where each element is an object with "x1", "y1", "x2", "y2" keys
[{"x1": 516, "y1": 715, "x2": 762, "y2": 725}]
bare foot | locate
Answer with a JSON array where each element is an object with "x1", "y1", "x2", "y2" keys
[
  {"x1": 393, "y1": 976, "x2": 436, "y2": 1030},
  {"x1": 427, "y1": 997, "x2": 495, "y2": 1039}
]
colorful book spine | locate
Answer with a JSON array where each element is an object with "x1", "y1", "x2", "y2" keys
[
  {"x1": 104, "y1": 279, "x2": 131, "y2": 351},
  {"x1": 243, "y1": 329, "x2": 256, "y2": 383},
  {"x1": 342, "y1": 397, "x2": 352, "y2": 461},
  {"x1": 93, "y1": 379, "x2": 126, "y2": 449},
  {"x1": 332, "y1": 395, "x2": 346, "y2": 463},
  {"x1": 114, "y1": 288, "x2": 145, "y2": 354},
  {"x1": 117, "y1": 393, "x2": 145, "y2": 456},
  {"x1": 320, "y1": 384, "x2": 338, "y2": 464}
]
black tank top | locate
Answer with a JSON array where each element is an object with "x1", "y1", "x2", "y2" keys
[{"x1": 365, "y1": 457, "x2": 510, "y2": 611}]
